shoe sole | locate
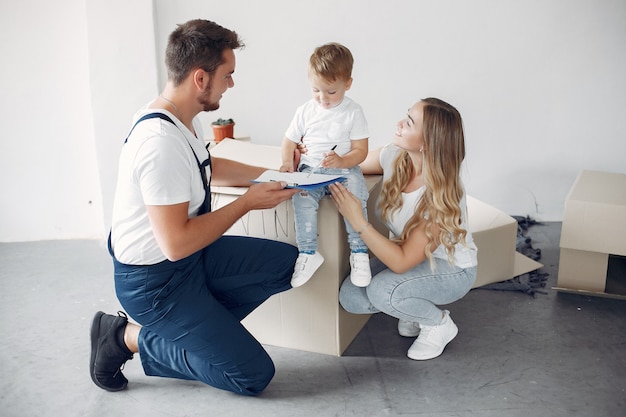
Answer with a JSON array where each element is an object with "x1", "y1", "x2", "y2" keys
[
  {"x1": 398, "y1": 328, "x2": 420, "y2": 337},
  {"x1": 90, "y1": 311, "x2": 128, "y2": 392},
  {"x1": 350, "y1": 276, "x2": 371, "y2": 287},
  {"x1": 407, "y1": 325, "x2": 458, "y2": 361}
]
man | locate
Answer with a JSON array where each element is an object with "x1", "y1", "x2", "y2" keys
[{"x1": 90, "y1": 19, "x2": 298, "y2": 396}]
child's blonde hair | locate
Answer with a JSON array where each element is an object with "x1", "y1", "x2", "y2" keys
[{"x1": 309, "y1": 42, "x2": 354, "y2": 82}]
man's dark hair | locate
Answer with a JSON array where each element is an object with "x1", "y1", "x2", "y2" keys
[{"x1": 165, "y1": 19, "x2": 244, "y2": 86}]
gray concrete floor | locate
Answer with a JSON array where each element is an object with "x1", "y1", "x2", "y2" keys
[{"x1": 1, "y1": 222, "x2": 624, "y2": 417}]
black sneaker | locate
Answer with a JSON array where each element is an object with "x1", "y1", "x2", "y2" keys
[{"x1": 90, "y1": 311, "x2": 134, "y2": 391}]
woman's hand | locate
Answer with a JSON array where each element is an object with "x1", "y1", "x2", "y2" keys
[
  {"x1": 331, "y1": 180, "x2": 430, "y2": 273},
  {"x1": 329, "y1": 182, "x2": 369, "y2": 232}
]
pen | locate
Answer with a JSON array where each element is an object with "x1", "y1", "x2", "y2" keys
[{"x1": 307, "y1": 145, "x2": 337, "y2": 177}]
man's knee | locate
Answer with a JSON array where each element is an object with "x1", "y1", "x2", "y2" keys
[{"x1": 230, "y1": 354, "x2": 275, "y2": 396}]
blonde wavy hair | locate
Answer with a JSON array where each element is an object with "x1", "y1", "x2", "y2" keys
[{"x1": 378, "y1": 97, "x2": 467, "y2": 268}]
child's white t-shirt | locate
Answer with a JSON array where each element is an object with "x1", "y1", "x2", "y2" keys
[{"x1": 285, "y1": 96, "x2": 369, "y2": 167}]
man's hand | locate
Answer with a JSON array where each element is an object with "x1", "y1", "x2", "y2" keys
[{"x1": 242, "y1": 181, "x2": 299, "y2": 210}]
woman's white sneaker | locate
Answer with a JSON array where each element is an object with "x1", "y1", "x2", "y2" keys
[
  {"x1": 291, "y1": 251, "x2": 324, "y2": 287},
  {"x1": 407, "y1": 310, "x2": 458, "y2": 360}
]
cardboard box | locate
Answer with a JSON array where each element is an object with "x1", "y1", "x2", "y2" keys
[
  {"x1": 210, "y1": 139, "x2": 383, "y2": 356},
  {"x1": 210, "y1": 139, "x2": 543, "y2": 355},
  {"x1": 467, "y1": 196, "x2": 542, "y2": 288},
  {"x1": 555, "y1": 170, "x2": 626, "y2": 299}
]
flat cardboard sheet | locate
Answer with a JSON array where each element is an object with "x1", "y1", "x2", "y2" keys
[{"x1": 211, "y1": 138, "x2": 281, "y2": 168}]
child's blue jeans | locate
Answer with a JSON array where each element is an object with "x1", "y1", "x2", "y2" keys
[{"x1": 293, "y1": 165, "x2": 369, "y2": 254}]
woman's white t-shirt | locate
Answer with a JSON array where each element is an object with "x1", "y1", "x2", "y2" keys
[
  {"x1": 378, "y1": 144, "x2": 478, "y2": 268},
  {"x1": 110, "y1": 109, "x2": 209, "y2": 265}
]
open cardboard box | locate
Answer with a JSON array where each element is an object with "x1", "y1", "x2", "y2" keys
[
  {"x1": 210, "y1": 139, "x2": 543, "y2": 355},
  {"x1": 555, "y1": 170, "x2": 626, "y2": 300},
  {"x1": 210, "y1": 139, "x2": 383, "y2": 355},
  {"x1": 467, "y1": 196, "x2": 542, "y2": 288}
]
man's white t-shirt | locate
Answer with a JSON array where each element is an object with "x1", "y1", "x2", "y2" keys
[
  {"x1": 285, "y1": 96, "x2": 369, "y2": 167},
  {"x1": 111, "y1": 109, "x2": 209, "y2": 265},
  {"x1": 378, "y1": 144, "x2": 478, "y2": 268}
]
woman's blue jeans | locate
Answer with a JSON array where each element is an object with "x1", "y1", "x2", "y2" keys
[
  {"x1": 293, "y1": 165, "x2": 369, "y2": 253},
  {"x1": 113, "y1": 236, "x2": 297, "y2": 396},
  {"x1": 339, "y1": 257, "x2": 476, "y2": 326}
]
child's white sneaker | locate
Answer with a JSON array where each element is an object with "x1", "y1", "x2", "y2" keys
[
  {"x1": 350, "y1": 252, "x2": 371, "y2": 287},
  {"x1": 398, "y1": 320, "x2": 421, "y2": 337},
  {"x1": 407, "y1": 310, "x2": 458, "y2": 360},
  {"x1": 291, "y1": 251, "x2": 324, "y2": 287}
]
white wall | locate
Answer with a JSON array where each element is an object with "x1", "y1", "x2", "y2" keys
[
  {"x1": 153, "y1": 0, "x2": 626, "y2": 219},
  {"x1": 85, "y1": 0, "x2": 158, "y2": 234},
  {"x1": 0, "y1": 0, "x2": 104, "y2": 241},
  {"x1": 1, "y1": 0, "x2": 625, "y2": 242}
]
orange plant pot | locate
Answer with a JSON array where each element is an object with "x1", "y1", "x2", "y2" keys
[{"x1": 211, "y1": 123, "x2": 235, "y2": 142}]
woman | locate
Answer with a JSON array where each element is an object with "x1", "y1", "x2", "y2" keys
[{"x1": 328, "y1": 97, "x2": 477, "y2": 360}]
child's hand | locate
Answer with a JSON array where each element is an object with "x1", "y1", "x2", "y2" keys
[
  {"x1": 279, "y1": 163, "x2": 294, "y2": 173},
  {"x1": 296, "y1": 142, "x2": 308, "y2": 155},
  {"x1": 322, "y1": 150, "x2": 343, "y2": 169}
]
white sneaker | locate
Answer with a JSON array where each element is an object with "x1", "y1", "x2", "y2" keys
[
  {"x1": 398, "y1": 320, "x2": 420, "y2": 337},
  {"x1": 407, "y1": 310, "x2": 458, "y2": 361},
  {"x1": 350, "y1": 253, "x2": 371, "y2": 287},
  {"x1": 291, "y1": 251, "x2": 324, "y2": 287}
]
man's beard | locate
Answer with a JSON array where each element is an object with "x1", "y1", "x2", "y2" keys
[{"x1": 199, "y1": 84, "x2": 219, "y2": 112}]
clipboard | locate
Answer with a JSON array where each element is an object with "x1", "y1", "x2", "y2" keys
[{"x1": 252, "y1": 170, "x2": 345, "y2": 190}]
